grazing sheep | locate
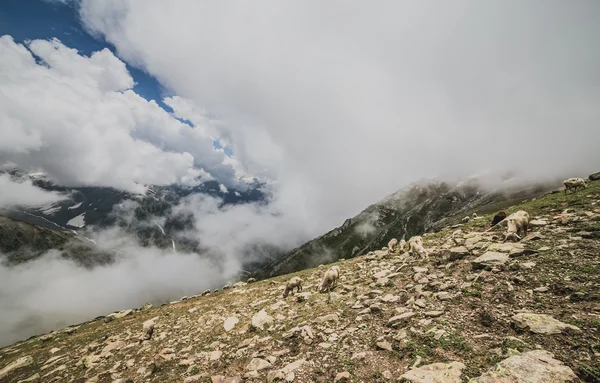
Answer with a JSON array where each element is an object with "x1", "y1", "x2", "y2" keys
[
  {"x1": 283, "y1": 277, "x2": 303, "y2": 298},
  {"x1": 319, "y1": 266, "x2": 340, "y2": 293},
  {"x1": 491, "y1": 211, "x2": 507, "y2": 228},
  {"x1": 398, "y1": 239, "x2": 406, "y2": 253},
  {"x1": 388, "y1": 238, "x2": 399, "y2": 252},
  {"x1": 461, "y1": 216, "x2": 471, "y2": 223},
  {"x1": 247, "y1": 277, "x2": 257, "y2": 283},
  {"x1": 503, "y1": 210, "x2": 530, "y2": 242},
  {"x1": 472, "y1": 213, "x2": 478, "y2": 218},
  {"x1": 564, "y1": 178, "x2": 587, "y2": 195},
  {"x1": 139, "y1": 318, "x2": 155, "y2": 342},
  {"x1": 408, "y1": 236, "x2": 428, "y2": 259}
]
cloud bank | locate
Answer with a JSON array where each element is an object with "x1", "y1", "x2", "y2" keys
[
  {"x1": 80, "y1": 0, "x2": 600, "y2": 225},
  {"x1": 0, "y1": 174, "x2": 66, "y2": 209}
]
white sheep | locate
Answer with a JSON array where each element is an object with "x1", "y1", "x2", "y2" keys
[
  {"x1": 319, "y1": 265, "x2": 340, "y2": 293},
  {"x1": 398, "y1": 239, "x2": 406, "y2": 253},
  {"x1": 283, "y1": 276, "x2": 303, "y2": 298},
  {"x1": 461, "y1": 216, "x2": 471, "y2": 223},
  {"x1": 564, "y1": 178, "x2": 587, "y2": 195},
  {"x1": 408, "y1": 236, "x2": 428, "y2": 259},
  {"x1": 503, "y1": 210, "x2": 530, "y2": 242},
  {"x1": 139, "y1": 318, "x2": 156, "y2": 342},
  {"x1": 388, "y1": 238, "x2": 398, "y2": 252}
]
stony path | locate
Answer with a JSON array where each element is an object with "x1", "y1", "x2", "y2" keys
[{"x1": 1, "y1": 181, "x2": 599, "y2": 382}]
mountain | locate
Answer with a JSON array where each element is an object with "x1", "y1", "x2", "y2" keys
[
  {"x1": 1, "y1": 177, "x2": 598, "y2": 382},
  {"x1": 0, "y1": 168, "x2": 267, "y2": 257},
  {"x1": 256, "y1": 176, "x2": 560, "y2": 278},
  {"x1": 0, "y1": 215, "x2": 114, "y2": 268}
]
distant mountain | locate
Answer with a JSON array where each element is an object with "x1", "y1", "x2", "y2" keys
[
  {"x1": 0, "y1": 168, "x2": 268, "y2": 265},
  {"x1": 256, "y1": 176, "x2": 559, "y2": 278}
]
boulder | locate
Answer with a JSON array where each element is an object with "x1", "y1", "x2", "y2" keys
[
  {"x1": 469, "y1": 350, "x2": 576, "y2": 382},
  {"x1": 512, "y1": 313, "x2": 581, "y2": 334},
  {"x1": 589, "y1": 171, "x2": 600, "y2": 181},
  {"x1": 401, "y1": 361, "x2": 465, "y2": 383},
  {"x1": 472, "y1": 252, "x2": 509, "y2": 269}
]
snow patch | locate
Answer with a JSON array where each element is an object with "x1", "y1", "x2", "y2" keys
[
  {"x1": 39, "y1": 203, "x2": 61, "y2": 215},
  {"x1": 67, "y1": 213, "x2": 86, "y2": 228},
  {"x1": 68, "y1": 202, "x2": 83, "y2": 210}
]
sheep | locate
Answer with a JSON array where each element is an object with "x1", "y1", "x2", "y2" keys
[
  {"x1": 247, "y1": 277, "x2": 257, "y2": 283},
  {"x1": 472, "y1": 213, "x2": 478, "y2": 218},
  {"x1": 461, "y1": 216, "x2": 471, "y2": 223},
  {"x1": 139, "y1": 318, "x2": 156, "y2": 343},
  {"x1": 407, "y1": 235, "x2": 428, "y2": 259},
  {"x1": 283, "y1": 277, "x2": 303, "y2": 298},
  {"x1": 503, "y1": 210, "x2": 530, "y2": 242},
  {"x1": 319, "y1": 265, "x2": 340, "y2": 293},
  {"x1": 491, "y1": 211, "x2": 507, "y2": 228},
  {"x1": 398, "y1": 239, "x2": 406, "y2": 253},
  {"x1": 564, "y1": 178, "x2": 587, "y2": 195},
  {"x1": 388, "y1": 238, "x2": 399, "y2": 252}
]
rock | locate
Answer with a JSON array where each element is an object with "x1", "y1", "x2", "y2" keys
[
  {"x1": 376, "y1": 341, "x2": 393, "y2": 351},
  {"x1": 381, "y1": 294, "x2": 400, "y2": 303},
  {"x1": 315, "y1": 313, "x2": 339, "y2": 323},
  {"x1": 251, "y1": 310, "x2": 274, "y2": 331},
  {"x1": 470, "y1": 350, "x2": 576, "y2": 382},
  {"x1": 401, "y1": 361, "x2": 465, "y2": 383},
  {"x1": 387, "y1": 312, "x2": 414, "y2": 328},
  {"x1": 530, "y1": 219, "x2": 548, "y2": 226},
  {"x1": 520, "y1": 262, "x2": 536, "y2": 269},
  {"x1": 233, "y1": 281, "x2": 247, "y2": 288},
  {"x1": 210, "y1": 376, "x2": 242, "y2": 383},
  {"x1": 334, "y1": 371, "x2": 351, "y2": 382},
  {"x1": 589, "y1": 171, "x2": 600, "y2": 181},
  {"x1": 0, "y1": 356, "x2": 34, "y2": 380},
  {"x1": 382, "y1": 370, "x2": 393, "y2": 380},
  {"x1": 512, "y1": 313, "x2": 581, "y2": 334},
  {"x1": 425, "y1": 311, "x2": 444, "y2": 317},
  {"x1": 224, "y1": 316, "x2": 239, "y2": 332},
  {"x1": 351, "y1": 352, "x2": 367, "y2": 360},
  {"x1": 435, "y1": 292, "x2": 452, "y2": 301},
  {"x1": 472, "y1": 252, "x2": 509, "y2": 269},
  {"x1": 246, "y1": 358, "x2": 272, "y2": 371},
  {"x1": 488, "y1": 243, "x2": 524, "y2": 253},
  {"x1": 522, "y1": 232, "x2": 543, "y2": 242},
  {"x1": 16, "y1": 374, "x2": 40, "y2": 383},
  {"x1": 448, "y1": 246, "x2": 469, "y2": 259}
]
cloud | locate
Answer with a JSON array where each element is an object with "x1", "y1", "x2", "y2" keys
[
  {"x1": 0, "y1": 35, "x2": 244, "y2": 193},
  {"x1": 80, "y1": 0, "x2": 600, "y2": 229},
  {"x1": 0, "y1": 174, "x2": 66, "y2": 209},
  {"x1": 0, "y1": 228, "x2": 234, "y2": 347}
]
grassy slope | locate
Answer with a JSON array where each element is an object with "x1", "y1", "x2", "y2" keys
[{"x1": 1, "y1": 181, "x2": 599, "y2": 382}]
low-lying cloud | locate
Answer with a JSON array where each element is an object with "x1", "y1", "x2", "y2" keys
[{"x1": 0, "y1": 174, "x2": 66, "y2": 209}]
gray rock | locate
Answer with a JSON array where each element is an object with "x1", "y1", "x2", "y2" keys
[
  {"x1": 387, "y1": 312, "x2": 415, "y2": 328},
  {"x1": 472, "y1": 252, "x2": 509, "y2": 269},
  {"x1": 401, "y1": 361, "x2": 465, "y2": 383},
  {"x1": 376, "y1": 341, "x2": 393, "y2": 351},
  {"x1": 246, "y1": 358, "x2": 272, "y2": 371},
  {"x1": 469, "y1": 350, "x2": 576, "y2": 382},
  {"x1": 512, "y1": 313, "x2": 581, "y2": 334}
]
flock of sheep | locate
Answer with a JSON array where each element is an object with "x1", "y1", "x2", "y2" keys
[{"x1": 280, "y1": 177, "x2": 590, "y2": 299}]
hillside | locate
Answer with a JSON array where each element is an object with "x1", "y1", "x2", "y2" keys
[
  {"x1": 1, "y1": 178, "x2": 599, "y2": 382},
  {"x1": 257, "y1": 178, "x2": 557, "y2": 279}
]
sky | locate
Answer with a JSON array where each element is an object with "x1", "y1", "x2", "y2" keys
[{"x1": 1, "y1": 0, "x2": 600, "y2": 345}]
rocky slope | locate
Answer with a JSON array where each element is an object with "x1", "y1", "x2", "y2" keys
[
  {"x1": 257, "y1": 177, "x2": 558, "y2": 279},
  {"x1": 1, "y1": 178, "x2": 599, "y2": 382}
]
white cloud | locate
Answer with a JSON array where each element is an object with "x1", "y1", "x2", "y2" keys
[
  {"x1": 0, "y1": 174, "x2": 66, "y2": 209},
  {"x1": 0, "y1": 35, "x2": 243, "y2": 193},
  {"x1": 0, "y1": 228, "x2": 235, "y2": 347},
  {"x1": 80, "y1": 0, "x2": 600, "y2": 231},
  {"x1": 218, "y1": 184, "x2": 228, "y2": 194}
]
